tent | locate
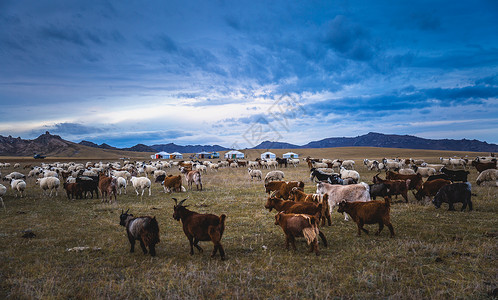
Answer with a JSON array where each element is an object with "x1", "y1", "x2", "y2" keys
[
  {"x1": 153, "y1": 151, "x2": 171, "y2": 159},
  {"x1": 224, "y1": 150, "x2": 245, "y2": 159},
  {"x1": 283, "y1": 152, "x2": 299, "y2": 159},
  {"x1": 196, "y1": 151, "x2": 212, "y2": 159},
  {"x1": 170, "y1": 152, "x2": 183, "y2": 159},
  {"x1": 261, "y1": 151, "x2": 276, "y2": 160}
]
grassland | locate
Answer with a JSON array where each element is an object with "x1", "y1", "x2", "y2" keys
[{"x1": 0, "y1": 147, "x2": 496, "y2": 299}]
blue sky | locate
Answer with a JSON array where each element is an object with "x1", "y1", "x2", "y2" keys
[{"x1": 0, "y1": 0, "x2": 497, "y2": 148}]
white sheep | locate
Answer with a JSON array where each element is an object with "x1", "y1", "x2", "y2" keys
[
  {"x1": 4, "y1": 172, "x2": 25, "y2": 181},
  {"x1": 11, "y1": 179, "x2": 26, "y2": 198},
  {"x1": 264, "y1": 170, "x2": 285, "y2": 184},
  {"x1": 399, "y1": 168, "x2": 416, "y2": 175},
  {"x1": 13, "y1": 163, "x2": 21, "y2": 169},
  {"x1": 116, "y1": 177, "x2": 127, "y2": 195},
  {"x1": 266, "y1": 160, "x2": 278, "y2": 169},
  {"x1": 476, "y1": 169, "x2": 498, "y2": 186},
  {"x1": 413, "y1": 166, "x2": 437, "y2": 177},
  {"x1": 341, "y1": 160, "x2": 355, "y2": 170},
  {"x1": 153, "y1": 170, "x2": 167, "y2": 179},
  {"x1": 247, "y1": 161, "x2": 259, "y2": 168},
  {"x1": 248, "y1": 168, "x2": 262, "y2": 181},
  {"x1": 312, "y1": 162, "x2": 328, "y2": 169},
  {"x1": 194, "y1": 164, "x2": 207, "y2": 174},
  {"x1": 340, "y1": 167, "x2": 360, "y2": 182},
  {"x1": 66, "y1": 176, "x2": 77, "y2": 183},
  {"x1": 0, "y1": 184, "x2": 7, "y2": 209},
  {"x1": 230, "y1": 162, "x2": 238, "y2": 168},
  {"x1": 143, "y1": 165, "x2": 157, "y2": 177},
  {"x1": 130, "y1": 176, "x2": 151, "y2": 199},
  {"x1": 112, "y1": 170, "x2": 132, "y2": 182},
  {"x1": 43, "y1": 170, "x2": 59, "y2": 178},
  {"x1": 288, "y1": 159, "x2": 299, "y2": 167},
  {"x1": 36, "y1": 177, "x2": 60, "y2": 197}
]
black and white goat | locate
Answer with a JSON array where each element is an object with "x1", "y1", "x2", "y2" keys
[{"x1": 119, "y1": 209, "x2": 160, "y2": 256}]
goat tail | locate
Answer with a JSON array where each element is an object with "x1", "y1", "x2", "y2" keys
[
  {"x1": 384, "y1": 196, "x2": 391, "y2": 208},
  {"x1": 142, "y1": 217, "x2": 160, "y2": 245},
  {"x1": 302, "y1": 225, "x2": 319, "y2": 245},
  {"x1": 218, "y1": 214, "x2": 226, "y2": 236}
]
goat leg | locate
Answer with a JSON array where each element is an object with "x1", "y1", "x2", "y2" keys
[
  {"x1": 375, "y1": 222, "x2": 384, "y2": 236},
  {"x1": 318, "y1": 230, "x2": 328, "y2": 247},
  {"x1": 139, "y1": 239, "x2": 148, "y2": 255},
  {"x1": 193, "y1": 238, "x2": 203, "y2": 253}
]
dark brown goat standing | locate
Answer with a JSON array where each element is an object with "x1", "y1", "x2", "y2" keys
[{"x1": 172, "y1": 198, "x2": 226, "y2": 260}]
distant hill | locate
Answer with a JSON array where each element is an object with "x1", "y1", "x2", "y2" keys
[
  {"x1": 252, "y1": 132, "x2": 498, "y2": 152},
  {"x1": 122, "y1": 144, "x2": 157, "y2": 152},
  {"x1": 0, "y1": 132, "x2": 153, "y2": 158}
]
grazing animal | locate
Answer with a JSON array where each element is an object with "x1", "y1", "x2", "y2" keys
[
  {"x1": 172, "y1": 198, "x2": 226, "y2": 260},
  {"x1": 310, "y1": 168, "x2": 342, "y2": 184},
  {"x1": 414, "y1": 179, "x2": 452, "y2": 201},
  {"x1": 0, "y1": 184, "x2": 6, "y2": 209},
  {"x1": 116, "y1": 177, "x2": 127, "y2": 195},
  {"x1": 337, "y1": 197, "x2": 395, "y2": 237},
  {"x1": 264, "y1": 170, "x2": 285, "y2": 184},
  {"x1": 265, "y1": 191, "x2": 324, "y2": 220},
  {"x1": 441, "y1": 167, "x2": 470, "y2": 182},
  {"x1": 182, "y1": 169, "x2": 202, "y2": 191},
  {"x1": 341, "y1": 160, "x2": 355, "y2": 170},
  {"x1": 3, "y1": 172, "x2": 26, "y2": 182},
  {"x1": 98, "y1": 173, "x2": 116, "y2": 203},
  {"x1": 433, "y1": 182, "x2": 472, "y2": 211},
  {"x1": 130, "y1": 176, "x2": 152, "y2": 199},
  {"x1": 316, "y1": 182, "x2": 371, "y2": 221},
  {"x1": 274, "y1": 212, "x2": 327, "y2": 256},
  {"x1": 476, "y1": 169, "x2": 498, "y2": 186},
  {"x1": 248, "y1": 168, "x2": 262, "y2": 181},
  {"x1": 426, "y1": 174, "x2": 452, "y2": 182},
  {"x1": 75, "y1": 176, "x2": 99, "y2": 198},
  {"x1": 373, "y1": 173, "x2": 410, "y2": 203},
  {"x1": 63, "y1": 182, "x2": 83, "y2": 200},
  {"x1": 275, "y1": 157, "x2": 288, "y2": 168},
  {"x1": 412, "y1": 165, "x2": 437, "y2": 177},
  {"x1": 264, "y1": 181, "x2": 304, "y2": 199},
  {"x1": 369, "y1": 183, "x2": 389, "y2": 200},
  {"x1": 162, "y1": 175, "x2": 186, "y2": 193},
  {"x1": 36, "y1": 177, "x2": 60, "y2": 197},
  {"x1": 288, "y1": 187, "x2": 331, "y2": 226},
  {"x1": 119, "y1": 209, "x2": 160, "y2": 257},
  {"x1": 340, "y1": 167, "x2": 360, "y2": 182},
  {"x1": 471, "y1": 160, "x2": 496, "y2": 173},
  {"x1": 386, "y1": 171, "x2": 423, "y2": 191},
  {"x1": 10, "y1": 179, "x2": 26, "y2": 198}
]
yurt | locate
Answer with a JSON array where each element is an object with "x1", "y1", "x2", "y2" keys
[
  {"x1": 153, "y1": 151, "x2": 171, "y2": 159},
  {"x1": 224, "y1": 150, "x2": 245, "y2": 159},
  {"x1": 261, "y1": 151, "x2": 276, "y2": 160},
  {"x1": 196, "y1": 151, "x2": 211, "y2": 159},
  {"x1": 170, "y1": 152, "x2": 183, "y2": 159},
  {"x1": 283, "y1": 152, "x2": 299, "y2": 159}
]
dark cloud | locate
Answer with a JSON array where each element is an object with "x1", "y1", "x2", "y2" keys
[{"x1": 33, "y1": 122, "x2": 106, "y2": 136}]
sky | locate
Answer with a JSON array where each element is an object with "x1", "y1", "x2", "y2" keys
[{"x1": 0, "y1": 0, "x2": 497, "y2": 148}]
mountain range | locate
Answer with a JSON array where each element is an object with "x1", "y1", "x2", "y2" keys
[{"x1": 0, "y1": 132, "x2": 497, "y2": 157}]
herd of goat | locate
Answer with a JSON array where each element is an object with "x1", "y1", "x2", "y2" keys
[{"x1": 0, "y1": 154, "x2": 497, "y2": 259}]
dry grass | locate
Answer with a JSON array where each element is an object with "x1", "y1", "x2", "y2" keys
[{"x1": 0, "y1": 148, "x2": 497, "y2": 299}]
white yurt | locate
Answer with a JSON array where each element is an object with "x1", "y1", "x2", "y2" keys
[
  {"x1": 170, "y1": 152, "x2": 183, "y2": 159},
  {"x1": 153, "y1": 151, "x2": 170, "y2": 159},
  {"x1": 261, "y1": 151, "x2": 276, "y2": 160},
  {"x1": 283, "y1": 152, "x2": 299, "y2": 159},
  {"x1": 224, "y1": 150, "x2": 245, "y2": 159}
]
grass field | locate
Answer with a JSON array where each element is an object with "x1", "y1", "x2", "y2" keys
[{"x1": 0, "y1": 148, "x2": 496, "y2": 299}]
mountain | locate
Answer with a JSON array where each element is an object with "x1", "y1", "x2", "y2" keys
[
  {"x1": 0, "y1": 132, "x2": 153, "y2": 158},
  {"x1": 252, "y1": 132, "x2": 498, "y2": 152},
  {"x1": 149, "y1": 143, "x2": 228, "y2": 153},
  {"x1": 122, "y1": 144, "x2": 157, "y2": 152}
]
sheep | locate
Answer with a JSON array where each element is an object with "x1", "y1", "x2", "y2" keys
[
  {"x1": 153, "y1": 170, "x2": 167, "y2": 180},
  {"x1": 0, "y1": 184, "x2": 6, "y2": 210},
  {"x1": 10, "y1": 179, "x2": 26, "y2": 198},
  {"x1": 116, "y1": 176, "x2": 127, "y2": 195},
  {"x1": 229, "y1": 162, "x2": 238, "y2": 168},
  {"x1": 274, "y1": 212, "x2": 327, "y2": 256},
  {"x1": 337, "y1": 197, "x2": 395, "y2": 237},
  {"x1": 119, "y1": 209, "x2": 160, "y2": 257},
  {"x1": 341, "y1": 160, "x2": 355, "y2": 170},
  {"x1": 412, "y1": 166, "x2": 437, "y2": 177},
  {"x1": 476, "y1": 169, "x2": 498, "y2": 186},
  {"x1": 36, "y1": 177, "x2": 60, "y2": 197},
  {"x1": 43, "y1": 170, "x2": 59, "y2": 178},
  {"x1": 130, "y1": 176, "x2": 152, "y2": 199},
  {"x1": 112, "y1": 170, "x2": 132, "y2": 182},
  {"x1": 248, "y1": 168, "x2": 262, "y2": 181},
  {"x1": 340, "y1": 167, "x2": 360, "y2": 182},
  {"x1": 288, "y1": 158, "x2": 300, "y2": 167},
  {"x1": 3, "y1": 172, "x2": 25, "y2": 182},
  {"x1": 173, "y1": 198, "x2": 226, "y2": 260},
  {"x1": 266, "y1": 160, "x2": 278, "y2": 169},
  {"x1": 194, "y1": 164, "x2": 207, "y2": 174},
  {"x1": 312, "y1": 162, "x2": 328, "y2": 169},
  {"x1": 264, "y1": 170, "x2": 285, "y2": 185},
  {"x1": 399, "y1": 168, "x2": 416, "y2": 175},
  {"x1": 13, "y1": 163, "x2": 20, "y2": 169},
  {"x1": 143, "y1": 165, "x2": 157, "y2": 177}
]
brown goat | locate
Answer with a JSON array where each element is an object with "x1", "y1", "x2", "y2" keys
[
  {"x1": 63, "y1": 182, "x2": 83, "y2": 200},
  {"x1": 471, "y1": 160, "x2": 497, "y2": 173},
  {"x1": 264, "y1": 181, "x2": 304, "y2": 199},
  {"x1": 274, "y1": 212, "x2": 327, "y2": 255},
  {"x1": 337, "y1": 197, "x2": 395, "y2": 237},
  {"x1": 162, "y1": 175, "x2": 185, "y2": 193},
  {"x1": 386, "y1": 171, "x2": 423, "y2": 191},
  {"x1": 98, "y1": 172, "x2": 116, "y2": 203},
  {"x1": 373, "y1": 173, "x2": 410, "y2": 203},
  {"x1": 172, "y1": 198, "x2": 226, "y2": 260},
  {"x1": 415, "y1": 179, "x2": 452, "y2": 201},
  {"x1": 288, "y1": 187, "x2": 331, "y2": 226},
  {"x1": 265, "y1": 192, "x2": 323, "y2": 219}
]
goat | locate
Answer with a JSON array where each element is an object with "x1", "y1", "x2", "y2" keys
[
  {"x1": 162, "y1": 175, "x2": 185, "y2": 193},
  {"x1": 337, "y1": 197, "x2": 395, "y2": 237},
  {"x1": 98, "y1": 172, "x2": 117, "y2": 203},
  {"x1": 119, "y1": 209, "x2": 160, "y2": 256},
  {"x1": 265, "y1": 192, "x2": 323, "y2": 219},
  {"x1": 274, "y1": 212, "x2": 327, "y2": 256},
  {"x1": 287, "y1": 187, "x2": 331, "y2": 226},
  {"x1": 172, "y1": 198, "x2": 226, "y2": 260},
  {"x1": 63, "y1": 182, "x2": 83, "y2": 200},
  {"x1": 441, "y1": 167, "x2": 470, "y2": 182},
  {"x1": 414, "y1": 179, "x2": 452, "y2": 201},
  {"x1": 433, "y1": 182, "x2": 472, "y2": 211},
  {"x1": 264, "y1": 181, "x2": 304, "y2": 199},
  {"x1": 373, "y1": 173, "x2": 410, "y2": 203},
  {"x1": 181, "y1": 167, "x2": 202, "y2": 190},
  {"x1": 471, "y1": 160, "x2": 496, "y2": 173}
]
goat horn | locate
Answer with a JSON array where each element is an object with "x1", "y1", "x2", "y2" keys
[
  {"x1": 125, "y1": 209, "x2": 129, "y2": 214},
  {"x1": 270, "y1": 190, "x2": 278, "y2": 198},
  {"x1": 172, "y1": 198, "x2": 178, "y2": 205},
  {"x1": 178, "y1": 198, "x2": 187, "y2": 206}
]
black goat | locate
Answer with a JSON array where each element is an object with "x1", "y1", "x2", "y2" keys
[{"x1": 119, "y1": 209, "x2": 160, "y2": 256}]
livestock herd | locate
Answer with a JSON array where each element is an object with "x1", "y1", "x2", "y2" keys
[{"x1": 0, "y1": 153, "x2": 496, "y2": 259}]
